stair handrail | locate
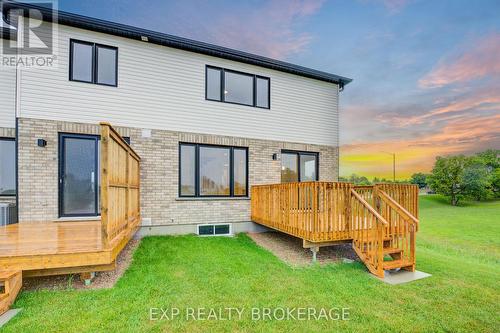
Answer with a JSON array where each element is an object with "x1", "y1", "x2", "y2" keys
[
  {"x1": 350, "y1": 189, "x2": 389, "y2": 226},
  {"x1": 350, "y1": 189, "x2": 389, "y2": 278},
  {"x1": 375, "y1": 188, "x2": 417, "y2": 270},
  {"x1": 376, "y1": 189, "x2": 419, "y2": 230}
]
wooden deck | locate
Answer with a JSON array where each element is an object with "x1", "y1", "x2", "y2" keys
[
  {"x1": 0, "y1": 123, "x2": 141, "y2": 315},
  {"x1": 0, "y1": 220, "x2": 138, "y2": 274},
  {"x1": 251, "y1": 182, "x2": 419, "y2": 277}
]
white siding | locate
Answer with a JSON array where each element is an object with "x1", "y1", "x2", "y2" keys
[
  {"x1": 19, "y1": 24, "x2": 339, "y2": 146},
  {"x1": 0, "y1": 62, "x2": 16, "y2": 129}
]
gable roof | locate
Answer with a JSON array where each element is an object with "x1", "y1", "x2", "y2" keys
[{"x1": 2, "y1": 1, "x2": 352, "y2": 87}]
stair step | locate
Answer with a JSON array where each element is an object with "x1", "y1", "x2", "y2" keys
[
  {"x1": 383, "y1": 259, "x2": 413, "y2": 270},
  {"x1": 0, "y1": 271, "x2": 20, "y2": 281},
  {"x1": 383, "y1": 247, "x2": 403, "y2": 255},
  {"x1": 0, "y1": 270, "x2": 22, "y2": 316}
]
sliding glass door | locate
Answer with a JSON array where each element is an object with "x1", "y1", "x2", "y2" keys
[
  {"x1": 281, "y1": 150, "x2": 319, "y2": 183},
  {"x1": 59, "y1": 134, "x2": 99, "y2": 217}
]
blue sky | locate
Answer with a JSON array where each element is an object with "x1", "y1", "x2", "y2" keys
[{"x1": 59, "y1": 0, "x2": 500, "y2": 178}]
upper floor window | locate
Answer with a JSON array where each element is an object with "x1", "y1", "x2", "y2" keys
[
  {"x1": 206, "y1": 66, "x2": 270, "y2": 109},
  {"x1": 0, "y1": 138, "x2": 16, "y2": 196},
  {"x1": 70, "y1": 39, "x2": 118, "y2": 87}
]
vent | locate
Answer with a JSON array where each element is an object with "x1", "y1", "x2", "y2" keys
[{"x1": 198, "y1": 224, "x2": 232, "y2": 236}]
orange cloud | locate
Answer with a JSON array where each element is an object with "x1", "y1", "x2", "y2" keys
[
  {"x1": 419, "y1": 33, "x2": 500, "y2": 88},
  {"x1": 341, "y1": 114, "x2": 500, "y2": 179}
]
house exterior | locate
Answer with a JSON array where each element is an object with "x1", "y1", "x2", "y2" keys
[{"x1": 0, "y1": 3, "x2": 351, "y2": 235}]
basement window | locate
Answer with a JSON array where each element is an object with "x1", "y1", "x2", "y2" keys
[{"x1": 198, "y1": 224, "x2": 232, "y2": 236}]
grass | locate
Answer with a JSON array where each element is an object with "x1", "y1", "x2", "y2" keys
[{"x1": 4, "y1": 196, "x2": 500, "y2": 332}]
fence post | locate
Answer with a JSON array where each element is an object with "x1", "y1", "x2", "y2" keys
[{"x1": 100, "y1": 123, "x2": 110, "y2": 248}]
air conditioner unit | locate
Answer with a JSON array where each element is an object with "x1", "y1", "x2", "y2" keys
[{"x1": 0, "y1": 203, "x2": 17, "y2": 226}]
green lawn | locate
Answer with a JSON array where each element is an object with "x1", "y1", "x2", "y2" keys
[{"x1": 4, "y1": 196, "x2": 500, "y2": 332}]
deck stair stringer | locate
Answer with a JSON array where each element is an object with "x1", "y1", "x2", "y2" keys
[
  {"x1": 351, "y1": 187, "x2": 419, "y2": 278},
  {"x1": 0, "y1": 270, "x2": 22, "y2": 316}
]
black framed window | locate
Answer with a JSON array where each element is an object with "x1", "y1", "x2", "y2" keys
[
  {"x1": 179, "y1": 143, "x2": 248, "y2": 197},
  {"x1": 70, "y1": 39, "x2": 118, "y2": 87},
  {"x1": 205, "y1": 65, "x2": 270, "y2": 109},
  {"x1": 281, "y1": 150, "x2": 319, "y2": 183},
  {"x1": 0, "y1": 138, "x2": 16, "y2": 196}
]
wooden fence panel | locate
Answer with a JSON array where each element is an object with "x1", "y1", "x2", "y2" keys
[{"x1": 100, "y1": 123, "x2": 141, "y2": 247}]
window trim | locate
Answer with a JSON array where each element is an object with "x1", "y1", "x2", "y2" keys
[
  {"x1": 179, "y1": 143, "x2": 249, "y2": 198},
  {"x1": 281, "y1": 150, "x2": 319, "y2": 182},
  {"x1": 69, "y1": 39, "x2": 119, "y2": 87},
  {"x1": 0, "y1": 137, "x2": 16, "y2": 197},
  {"x1": 205, "y1": 65, "x2": 271, "y2": 109}
]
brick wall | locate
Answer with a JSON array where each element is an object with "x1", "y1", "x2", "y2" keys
[{"x1": 17, "y1": 118, "x2": 339, "y2": 225}]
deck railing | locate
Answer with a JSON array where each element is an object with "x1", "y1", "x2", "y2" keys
[
  {"x1": 251, "y1": 182, "x2": 418, "y2": 243},
  {"x1": 251, "y1": 182, "x2": 353, "y2": 242},
  {"x1": 100, "y1": 123, "x2": 141, "y2": 247}
]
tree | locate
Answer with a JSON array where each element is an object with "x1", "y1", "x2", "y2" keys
[
  {"x1": 410, "y1": 173, "x2": 429, "y2": 189},
  {"x1": 428, "y1": 155, "x2": 470, "y2": 206},
  {"x1": 462, "y1": 163, "x2": 492, "y2": 201},
  {"x1": 474, "y1": 149, "x2": 500, "y2": 197}
]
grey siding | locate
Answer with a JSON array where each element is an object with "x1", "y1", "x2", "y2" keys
[{"x1": 17, "y1": 23, "x2": 340, "y2": 146}]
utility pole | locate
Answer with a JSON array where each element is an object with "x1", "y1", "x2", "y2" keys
[
  {"x1": 381, "y1": 152, "x2": 396, "y2": 182},
  {"x1": 392, "y1": 153, "x2": 395, "y2": 182}
]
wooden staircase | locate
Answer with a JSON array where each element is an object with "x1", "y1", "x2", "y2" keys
[
  {"x1": 350, "y1": 187, "x2": 419, "y2": 278},
  {"x1": 0, "y1": 270, "x2": 22, "y2": 316}
]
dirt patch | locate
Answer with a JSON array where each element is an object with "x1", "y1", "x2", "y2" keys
[
  {"x1": 22, "y1": 239, "x2": 141, "y2": 292},
  {"x1": 248, "y1": 232, "x2": 359, "y2": 266}
]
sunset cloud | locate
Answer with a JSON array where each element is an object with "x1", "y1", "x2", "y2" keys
[
  {"x1": 419, "y1": 33, "x2": 500, "y2": 88},
  {"x1": 376, "y1": 87, "x2": 500, "y2": 126},
  {"x1": 341, "y1": 114, "x2": 500, "y2": 179},
  {"x1": 204, "y1": 0, "x2": 325, "y2": 59}
]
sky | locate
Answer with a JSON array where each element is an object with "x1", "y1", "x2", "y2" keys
[{"x1": 59, "y1": 0, "x2": 500, "y2": 180}]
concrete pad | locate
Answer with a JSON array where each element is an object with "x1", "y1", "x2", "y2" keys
[
  {"x1": 0, "y1": 309, "x2": 22, "y2": 328},
  {"x1": 377, "y1": 270, "x2": 431, "y2": 285}
]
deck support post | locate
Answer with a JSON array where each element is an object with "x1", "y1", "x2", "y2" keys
[
  {"x1": 80, "y1": 272, "x2": 96, "y2": 286},
  {"x1": 310, "y1": 246, "x2": 319, "y2": 263}
]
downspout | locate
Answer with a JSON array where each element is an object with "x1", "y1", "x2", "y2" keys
[{"x1": 336, "y1": 83, "x2": 340, "y2": 182}]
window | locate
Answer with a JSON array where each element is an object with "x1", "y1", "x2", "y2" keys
[
  {"x1": 281, "y1": 150, "x2": 318, "y2": 183},
  {"x1": 206, "y1": 67, "x2": 222, "y2": 101},
  {"x1": 224, "y1": 71, "x2": 254, "y2": 106},
  {"x1": 179, "y1": 143, "x2": 248, "y2": 197},
  {"x1": 200, "y1": 146, "x2": 230, "y2": 196},
  {"x1": 198, "y1": 224, "x2": 232, "y2": 236},
  {"x1": 256, "y1": 77, "x2": 270, "y2": 108},
  {"x1": 0, "y1": 138, "x2": 16, "y2": 196},
  {"x1": 70, "y1": 39, "x2": 118, "y2": 86},
  {"x1": 205, "y1": 65, "x2": 270, "y2": 109}
]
